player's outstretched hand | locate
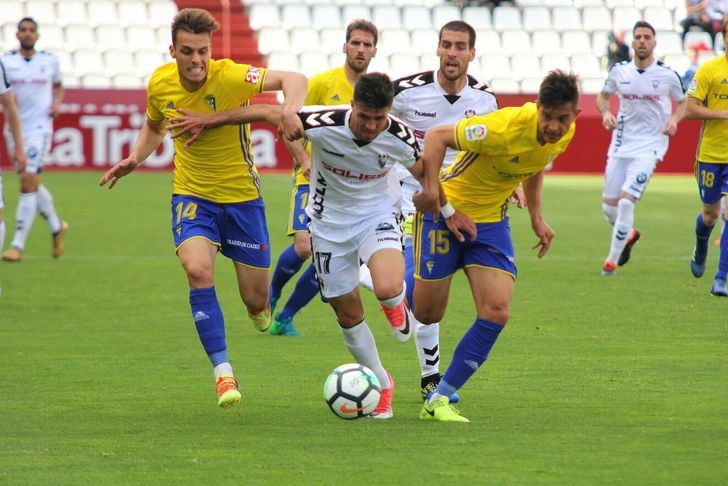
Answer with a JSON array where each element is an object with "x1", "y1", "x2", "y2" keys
[
  {"x1": 445, "y1": 211, "x2": 477, "y2": 243},
  {"x1": 99, "y1": 157, "x2": 138, "y2": 189},
  {"x1": 510, "y1": 186, "x2": 527, "y2": 208},
  {"x1": 169, "y1": 109, "x2": 207, "y2": 147},
  {"x1": 412, "y1": 190, "x2": 440, "y2": 214},
  {"x1": 602, "y1": 112, "x2": 617, "y2": 130},
  {"x1": 14, "y1": 147, "x2": 27, "y2": 174},
  {"x1": 280, "y1": 109, "x2": 304, "y2": 141},
  {"x1": 662, "y1": 118, "x2": 678, "y2": 136},
  {"x1": 531, "y1": 219, "x2": 555, "y2": 258}
]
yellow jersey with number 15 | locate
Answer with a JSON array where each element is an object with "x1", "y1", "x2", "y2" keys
[
  {"x1": 443, "y1": 102, "x2": 575, "y2": 223},
  {"x1": 687, "y1": 54, "x2": 728, "y2": 163},
  {"x1": 294, "y1": 66, "x2": 354, "y2": 186},
  {"x1": 146, "y1": 58, "x2": 268, "y2": 203}
]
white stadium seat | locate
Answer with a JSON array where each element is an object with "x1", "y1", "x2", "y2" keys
[
  {"x1": 312, "y1": 4, "x2": 342, "y2": 29},
  {"x1": 606, "y1": 0, "x2": 635, "y2": 7},
  {"x1": 373, "y1": 6, "x2": 403, "y2": 30},
  {"x1": 634, "y1": 0, "x2": 668, "y2": 7},
  {"x1": 475, "y1": 30, "x2": 502, "y2": 54},
  {"x1": 118, "y1": 1, "x2": 149, "y2": 28},
  {"x1": 257, "y1": 28, "x2": 290, "y2": 55},
  {"x1": 580, "y1": 77, "x2": 606, "y2": 94},
  {"x1": 25, "y1": 1, "x2": 56, "y2": 26},
  {"x1": 0, "y1": 2, "x2": 25, "y2": 27},
  {"x1": 501, "y1": 31, "x2": 531, "y2": 56},
  {"x1": 126, "y1": 26, "x2": 158, "y2": 52},
  {"x1": 582, "y1": 7, "x2": 613, "y2": 33},
  {"x1": 684, "y1": 31, "x2": 713, "y2": 51},
  {"x1": 249, "y1": 5, "x2": 281, "y2": 30},
  {"x1": 663, "y1": 54, "x2": 690, "y2": 75},
  {"x1": 462, "y1": 7, "x2": 491, "y2": 30},
  {"x1": 53, "y1": 51, "x2": 74, "y2": 77},
  {"x1": 35, "y1": 25, "x2": 64, "y2": 52},
  {"x1": 541, "y1": 53, "x2": 571, "y2": 72},
  {"x1": 717, "y1": 33, "x2": 726, "y2": 53},
  {"x1": 281, "y1": 5, "x2": 311, "y2": 30},
  {"x1": 319, "y1": 28, "x2": 346, "y2": 54},
  {"x1": 402, "y1": 6, "x2": 432, "y2": 31},
  {"x1": 571, "y1": 53, "x2": 603, "y2": 78},
  {"x1": 480, "y1": 53, "x2": 511, "y2": 79},
  {"x1": 134, "y1": 50, "x2": 166, "y2": 73},
  {"x1": 83, "y1": 74, "x2": 112, "y2": 89},
  {"x1": 523, "y1": 7, "x2": 552, "y2": 32},
  {"x1": 511, "y1": 53, "x2": 541, "y2": 81},
  {"x1": 552, "y1": 7, "x2": 582, "y2": 31},
  {"x1": 389, "y1": 53, "x2": 422, "y2": 78},
  {"x1": 543, "y1": 0, "x2": 574, "y2": 6},
  {"x1": 268, "y1": 52, "x2": 300, "y2": 71},
  {"x1": 432, "y1": 5, "x2": 462, "y2": 29},
  {"x1": 65, "y1": 25, "x2": 96, "y2": 51},
  {"x1": 562, "y1": 31, "x2": 593, "y2": 55},
  {"x1": 644, "y1": 7, "x2": 674, "y2": 32},
  {"x1": 657, "y1": 31, "x2": 684, "y2": 56},
  {"x1": 74, "y1": 49, "x2": 106, "y2": 77},
  {"x1": 104, "y1": 50, "x2": 136, "y2": 77},
  {"x1": 410, "y1": 29, "x2": 439, "y2": 55},
  {"x1": 97, "y1": 26, "x2": 127, "y2": 52},
  {"x1": 492, "y1": 6, "x2": 522, "y2": 31},
  {"x1": 367, "y1": 54, "x2": 391, "y2": 74},
  {"x1": 419, "y1": 53, "x2": 439, "y2": 70},
  {"x1": 87, "y1": 1, "x2": 118, "y2": 27},
  {"x1": 520, "y1": 77, "x2": 543, "y2": 93},
  {"x1": 148, "y1": 2, "x2": 179, "y2": 29},
  {"x1": 380, "y1": 29, "x2": 413, "y2": 54},
  {"x1": 489, "y1": 77, "x2": 520, "y2": 94},
  {"x1": 112, "y1": 74, "x2": 145, "y2": 89},
  {"x1": 57, "y1": 1, "x2": 87, "y2": 28},
  {"x1": 532, "y1": 31, "x2": 563, "y2": 55},
  {"x1": 342, "y1": 6, "x2": 371, "y2": 26},
  {"x1": 573, "y1": 0, "x2": 605, "y2": 6},
  {"x1": 612, "y1": 7, "x2": 641, "y2": 33},
  {"x1": 298, "y1": 51, "x2": 331, "y2": 77},
  {"x1": 289, "y1": 28, "x2": 320, "y2": 55}
]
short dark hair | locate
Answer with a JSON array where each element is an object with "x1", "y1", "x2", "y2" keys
[
  {"x1": 353, "y1": 72, "x2": 394, "y2": 109},
  {"x1": 346, "y1": 19, "x2": 378, "y2": 47},
  {"x1": 439, "y1": 20, "x2": 476, "y2": 49},
  {"x1": 17, "y1": 17, "x2": 37, "y2": 30},
  {"x1": 171, "y1": 8, "x2": 219, "y2": 45},
  {"x1": 633, "y1": 20, "x2": 655, "y2": 36},
  {"x1": 538, "y1": 70, "x2": 580, "y2": 109}
]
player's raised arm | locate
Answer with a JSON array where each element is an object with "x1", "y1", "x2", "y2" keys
[
  {"x1": 169, "y1": 105, "x2": 283, "y2": 146},
  {"x1": 522, "y1": 170, "x2": 555, "y2": 259},
  {"x1": 263, "y1": 70, "x2": 308, "y2": 141},
  {"x1": 99, "y1": 118, "x2": 166, "y2": 189},
  {"x1": 414, "y1": 124, "x2": 454, "y2": 213}
]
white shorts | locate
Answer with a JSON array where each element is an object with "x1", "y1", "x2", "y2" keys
[
  {"x1": 310, "y1": 214, "x2": 404, "y2": 299},
  {"x1": 603, "y1": 156, "x2": 657, "y2": 200},
  {"x1": 5, "y1": 132, "x2": 52, "y2": 174}
]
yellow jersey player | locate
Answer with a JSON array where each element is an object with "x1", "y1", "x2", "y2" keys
[
  {"x1": 267, "y1": 20, "x2": 378, "y2": 336},
  {"x1": 99, "y1": 8, "x2": 307, "y2": 409},
  {"x1": 687, "y1": 17, "x2": 728, "y2": 296},
  {"x1": 412, "y1": 71, "x2": 580, "y2": 422}
]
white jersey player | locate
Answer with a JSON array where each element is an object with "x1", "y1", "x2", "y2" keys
[
  {"x1": 0, "y1": 58, "x2": 27, "y2": 255},
  {"x1": 597, "y1": 21, "x2": 686, "y2": 276},
  {"x1": 299, "y1": 73, "x2": 425, "y2": 419},
  {"x1": 2, "y1": 18, "x2": 67, "y2": 262}
]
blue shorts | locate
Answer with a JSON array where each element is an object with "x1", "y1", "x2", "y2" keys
[
  {"x1": 171, "y1": 194, "x2": 271, "y2": 269},
  {"x1": 286, "y1": 184, "x2": 310, "y2": 235},
  {"x1": 695, "y1": 162, "x2": 728, "y2": 205},
  {"x1": 414, "y1": 213, "x2": 516, "y2": 281}
]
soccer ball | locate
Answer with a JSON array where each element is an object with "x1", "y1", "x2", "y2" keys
[{"x1": 323, "y1": 363, "x2": 381, "y2": 419}]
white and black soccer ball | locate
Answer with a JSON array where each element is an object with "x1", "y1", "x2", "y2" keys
[{"x1": 323, "y1": 363, "x2": 381, "y2": 419}]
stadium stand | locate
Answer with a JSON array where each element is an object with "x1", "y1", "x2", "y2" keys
[{"x1": 0, "y1": 0, "x2": 723, "y2": 93}]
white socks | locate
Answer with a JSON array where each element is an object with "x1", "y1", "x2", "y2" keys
[
  {"x1": 213, "y1": 362, "x2": 233, "y2": 380},
  {"x1": 0, "y1": 220, "x2": 5, "y2": 250},
  {"x1": 37, "y1": 184, "x2": 61, "y2": 233},
  {"x1": 11, "y1": 192, "x2": 38, "y2": 251},
  {"x1": 340, "y1": 320, "x2": 391, "y2": 389},
  {"x1": 414, "y1": 320, "x2": 440, "y2": 378},
  {"x1": 602, "y1": 202, "x2": 618, "y2": 225},
  {"x1": 378, "y1": 285, "x2": 405, "y2": 309},
  {"x1": 608, "y1": 198, "x2": 635, "y2": 263}
]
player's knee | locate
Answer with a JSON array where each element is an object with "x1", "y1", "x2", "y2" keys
[
  {"x1": 414, "y1": 304, "x2": 445, "y2": 325},
  {"x1": 374, "y1": 283, "x2": 404, "y2": 305},
  {"x1": 703, "y1": 204, "x2": 721, "y2": 224},
  {"x1": 185, "y1": 264, "x2": 214, "y2": 288},
  {"x1": 293, "y1": 238, "x2": 312, "y2": 259},
  {"x1": 479, "y1": 302, "x2": 510, "y2": 325}
]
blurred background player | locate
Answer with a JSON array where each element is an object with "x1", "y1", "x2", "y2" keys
[
  {"x1": 686, "y1": 17, "x2": 728, "y2": 296},
  {"x1": 99, "y1": 8, "x2": 307, "y2": 408},
  {"x1": 413, "y1": 70, "x2": 580, "y2": 422},
  {"x1": 0, "y1": 57, "x2": 27, "y2": 255},
  {"x1": 2, "y1": 18, "x2": 66, "y2": 262},
  {"x1": 359, "y1": 20, "x2": 498, "y2": 403},
  {"x1": 597, "y1": 22, "x2": 686, "y2": 276},
  {"x1": 268, "y1": 20, "x2": 378, "y2": 337}
]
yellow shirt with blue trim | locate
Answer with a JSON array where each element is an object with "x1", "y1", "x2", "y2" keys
[
  {"x1": 687, "y1": 55, "x2": 728, "y2": 163},
  {"x1": 294, "y1": 66, "x2": 354, "y2": 186},
  {"x1": 444, "y1": 102, "x2": 575, "y2": 223},
  {"x1": 146, "y1": 58, "x2": 267, "y2": 203}
]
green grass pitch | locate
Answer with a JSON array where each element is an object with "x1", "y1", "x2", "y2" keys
[{"x1": 1, "y1": 172, "x2": 726, "y2": 483}]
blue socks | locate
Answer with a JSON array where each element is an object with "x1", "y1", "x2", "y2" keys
[
  {"x1": 717, "y1": 222, "x2": 728, "y2": 281},
  {"x1": 438, "y1": 318, "x2": 504, "y2": 394},
  {"x1": 190, "y1": 287, "x2": 227, "y2": 366},
  {"x1": 695, "y1": 214, "x2": 714, "y2": 264},
  {"x1": 270, "y1": 244, "x2": 306, "y2": 301},
  {"x1": 279, "y1": 263, "x2": 319, "y2": 320}
]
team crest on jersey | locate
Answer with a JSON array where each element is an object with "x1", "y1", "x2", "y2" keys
[
  {"x1": 166, "y1": 101, "x2": 175, "y2": 110},
  {"x1": 205, "y1": 95, "x2": 216, "y2": 111},
  {"x1": 425, "y1": 260, "x2": 434, "y2": 274},
  {"x1": 331, "y1": 94, "x2": 340, "y2": 101},
  {"x1": 378, "y1": 153, "x2": 389, "y2": 168},
  {"x1": 464, "y1": 109, "x2": 476, "y2": 118},
  {"x1": 652, "y1": 80, "x2": 660, "y2": 89},
  {"x1": 464, "y1": 124, "x2": 487, "y2": 141}
]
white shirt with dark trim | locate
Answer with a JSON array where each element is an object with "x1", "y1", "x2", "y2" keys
[
  {"x1": 299, "y1": 106, "x2": 420, "y2": 241},
  {"x1": 0, "y1": 59, "x2": 10, "y2": 96},
  {"x1": 603, "y1": 59, "x2": 685, "y2": 160},
  {"x1": 1, "y1": 50, "x2": 62, "y2": 136},
  {"x1": 390, "y1": 70, "x2": 498, "y2": 215}
]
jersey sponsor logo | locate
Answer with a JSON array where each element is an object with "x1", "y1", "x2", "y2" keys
[
  {"x1": 245, "y1": 66, "x2": 261, "y2": 84},
  {"x1": 378, "y1": 153, "x2": 389, "y2": 168},
  {"x1": 635, "y1": 172, "x2": 648, "y2": 184},
  {"x1": 311, "y1": 173, "x2": 327, "y2": 219},
  {"x1": 712, "y1": 93, "x2": 728, "y2": 100},
  {"x1": 322, "y1": 146, "x2": 345, "y2": 157},
  {"x1": 464, "y1": 124, "x2": 487, "y2": 141},
  {"x1": 622, "y1": 93, "x2": 661, "y2": 101},
  {"x1": 321, "y1": 160, "x2": 388, "y2": 181},
  {"x1": 225, "y1": 238, "x2": 264, "y2": 250},
  {"x1": 619, "y1": 81, "x2": 631, "y2": 84},
  {"x1": 398, "y1": 74, "x2": 427, "y2": 89},
  {"x1": 414, "y1": 109, "x2": 436, "y2": 118},
  {"x1": 306, "y1": 111, "x2": 336, "y2": 127}
]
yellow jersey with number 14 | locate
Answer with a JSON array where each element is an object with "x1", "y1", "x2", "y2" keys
[
  {"x1": 444, "y1": 102, "x2": 575, "y2": 223},
  {"x1": 146, "y1": 58, "x2": 268, "y2": 203},
  {"x1": 687, "y1": 55, "x2": 728, "y2": 163},
  {"x1": 294, "y1": 66, "x2": 354, "y2": 186}
]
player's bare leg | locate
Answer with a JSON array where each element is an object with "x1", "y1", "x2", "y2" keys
[
  {"x1": 367, "y1": 248, "x2": 412, "y2": 342},
  {"x1": 233, "y1": 262, "x2": 271, "y2": 331},
  {"x1": 328, "y1": 288, "x2": 394, "y2": 418},
  {"x1": 412, "y1": 276, "x2": 453, "y2": 325},
  {"x1": 178, "y1": 238, "x2": 240, "y2": 408}
]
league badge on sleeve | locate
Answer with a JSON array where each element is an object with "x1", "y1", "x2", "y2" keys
[
  {"x1": 465, "y1": 124, "x2": 487, "y2": 141},
  {"x1": 687, "y1": 77, "x2": 698, "y2": 95}
]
